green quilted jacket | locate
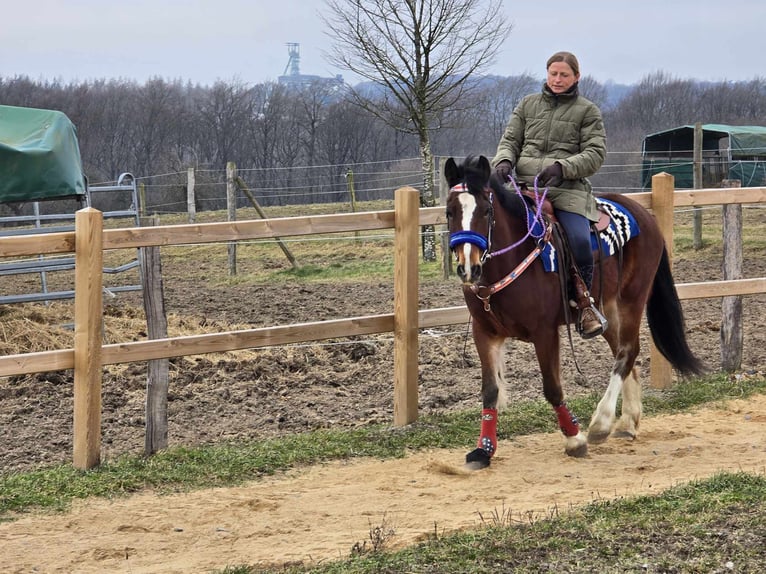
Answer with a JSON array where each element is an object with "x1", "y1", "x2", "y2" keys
[{"x1": 491, "y1": 84, "x2": 606, "y2": 221}]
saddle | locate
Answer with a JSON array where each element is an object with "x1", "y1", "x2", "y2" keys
[
  {"x1": 518, "y1": 187, "x2": 610, "y2": 323},
  {"x1": 516, "y1": 186, "x2": 639, "y2": 339},
  {"x1": 519, "y1": 187, "x2": 611, "y2": 234}
]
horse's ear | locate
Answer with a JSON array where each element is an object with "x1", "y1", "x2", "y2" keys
[
  {"x1": 444, "y1": 157, "x2": 459, "y2": 185},
  {"x1": 477, "y1": 156, "x2": 492, "y2": 180}
]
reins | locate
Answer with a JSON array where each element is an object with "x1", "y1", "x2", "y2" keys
[
  {"x1": 483, "y1": 176, "x2": 549, "y2": 260},
  {"x1": 471, "y1": 246, "x2": 543, "y2": 311}
]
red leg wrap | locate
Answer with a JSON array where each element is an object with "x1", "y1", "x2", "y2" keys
[
  {"x1": 477, "y1": 408, "x2": 498, "y2": 457},
  {"x1": 554, "y1": 403, "x2": 580, "y2": 437}
]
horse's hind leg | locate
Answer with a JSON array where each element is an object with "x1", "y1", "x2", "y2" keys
[
  {"x1": 589, "y1": 359, "x2": 642, "y2": 443},
  {"x1": 588, "y1": 301, "x2": 643, "y2": 444},
  {"x1": 465, "y1": 330, "x2": 507, "y2": 469},
  {"x1": 612, "y1": 367, "x2": 642, "y2": 439}
]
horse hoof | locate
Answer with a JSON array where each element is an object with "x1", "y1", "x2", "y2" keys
[
  {"x1": 465, "y1": 448, "x2": 491, "y2": 470},
  {"x1": 611, "y1": 429, "x2": 637, "y2": 441},
  {"x1": 566, "y1": 442, "x2": 589, "y2": 458},
  {"x1": 587, "y1": 429, "x2": 611, "y2": 445}
]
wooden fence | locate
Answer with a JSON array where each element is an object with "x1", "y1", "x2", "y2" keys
[{"x1": 0, "y1": 174, "x2": 765, "y2": 469}]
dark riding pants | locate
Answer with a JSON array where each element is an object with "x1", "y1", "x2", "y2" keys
[{"x1": 554, "y1": 209, "x2": 594, "y2": 290}]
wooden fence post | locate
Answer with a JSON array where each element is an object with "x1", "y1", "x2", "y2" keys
[
  {"x1": 721, "y1": 179, "x2": 743, "y2": 372},
  {"x1": 226, "y1": 162, "x2": 237, "y2": 275},
  {"x1": 138, "y1": 182, "x2": 147, "y2": 218},
  {"x1": 346, "y1": 168, "x2": 359, "y2": 241},
  {"x1": 187, "y1": 167, "x2": 196, "y2": 223},
  {"x1": 141, "y1": 214, "x2": 170, "y2": 454},
  {"x1": 393, "y1": 186, "x2": 420, "y2": 425},
  {"x1": 73, "y1": 207, "x2": 103, "y2": 470},
  {"x1": 693, "y1": 122, "x2": 703, "y2": 249},
  {"x1": 650, "y1": 172, "x2": 675, "y2": 389}
]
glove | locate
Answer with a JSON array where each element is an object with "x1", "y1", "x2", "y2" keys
[
  {"x1": 537, "y1": 162, "x2": 563, "y2": 187},
  {"x1": 494, "y1": 160, "x2": 513, "y2": 181}
]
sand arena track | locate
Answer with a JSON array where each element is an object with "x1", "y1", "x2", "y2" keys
[{"x1": 1, "y1": 396, "x2": 766, "y2": 572}]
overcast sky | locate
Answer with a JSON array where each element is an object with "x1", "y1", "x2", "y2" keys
[{"x1": 2, "y1": 0, "x2": 764, "y2": 88}]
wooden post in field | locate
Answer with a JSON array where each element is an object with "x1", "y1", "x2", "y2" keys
[
  {"x1": 226, "y1": 161, "x2": 237, "y2": 275},
  {"x1": 393, "y1": 186, "x2": 420, "y2": 425},
  {"x1": 235, "y1": 176, "x2": 298, "y2": 269},
  {"x1": 346, "y1": 168, "x2": 359, "y2": 241},
  {"x1": 187, "y1": 167, "x2": 196, "y2": 223},
  {"x1": 650, "y1": 172, "x2": 675, "y2": 389},
  {"x1": 346, "y1": 168, "x2": 357, "y2": 212},
  {"x1": 720, "y1": 179, "x2": 743, "y2": 372},
  {"x1": 138, "y1": 182, "x2": 147, "y2": 218},
  {"x1": 141, "y1": 214, "x2": 170, "y2": 454},
  {"x1": 73, "y1": 207, "x2": 104, "y2": 470},
  {"x1": 693, "y1": 122, "x2": 703, "y2": 249}
]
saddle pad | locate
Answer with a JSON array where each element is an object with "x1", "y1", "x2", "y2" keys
[
  {"x1": 531, "y1": 197, "x2": 640, "y2": 273},
  {"x1": 592, "y1": 197, "x2": 640, "y2": 256}
]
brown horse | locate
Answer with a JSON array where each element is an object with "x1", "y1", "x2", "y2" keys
[{"x1": 444, "y1": 155, "x2": 705, "y2": 469}]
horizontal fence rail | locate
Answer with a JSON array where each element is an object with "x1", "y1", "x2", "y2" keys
[{"x1": 0, "y1": 176, "x2": 764, "y2": 469}]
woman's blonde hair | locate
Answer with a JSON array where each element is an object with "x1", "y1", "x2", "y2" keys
[{"x1": 546, "y1": 51, "x2": 580, "y2": 76}]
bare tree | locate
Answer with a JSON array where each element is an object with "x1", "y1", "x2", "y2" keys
[
  {"x1": 610, "y1": 72, "x2": 701, "y2": 138},
  {"x1": 195, "y1": 80, "x2": 254, "y2": 169},
  {"x1": 578, "y1": 76, "x2": 609, "y2": 111},
  {"x1": 432, "y1": 74, "x2": 539, "y2": 157},
  {"x1": 323, "y1": 0, "x2": 512, "y2": 260},
  {"x1": 131, "y1": 78, "x2": 186, "y2": 178}
]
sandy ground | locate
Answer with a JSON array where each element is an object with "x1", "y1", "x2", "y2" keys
[{"x1": 2, "y1": 394, "x2": 766, "y2": 573}]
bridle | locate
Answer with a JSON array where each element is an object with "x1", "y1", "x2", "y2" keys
[
  {"x1": 447, "y1": 183, "x2": 493, "y2": 263},
  {"x1": 448, "y1": 178, "x2": 551, "y2": 310}
]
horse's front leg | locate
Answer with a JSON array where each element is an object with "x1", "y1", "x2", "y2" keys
[
  {"x1": 465, "y1": 330, "x2": 507, "y2": 470},
  {"x1": 533, "y1": 330, "x2": 588, "y2": 458}
]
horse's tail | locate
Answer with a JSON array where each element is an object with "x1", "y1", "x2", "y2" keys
[{"x1": 646, "y1": 247, "x2": 707, "y2": 377}]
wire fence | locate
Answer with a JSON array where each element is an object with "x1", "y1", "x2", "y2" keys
[{"x1": 3, "y1": 152, "x2": 765, "y2": 222}]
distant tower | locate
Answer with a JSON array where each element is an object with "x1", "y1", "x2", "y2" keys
[
  {"x1": 277, "y1": 42, "x2": 343, "y2": 91},
  {"x1": 284, "y1": 43, "x2": 300, "y2": 77}
]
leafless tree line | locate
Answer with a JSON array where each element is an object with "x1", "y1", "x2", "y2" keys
[{"x1": 1, "y1": 71, "x2": 765, "y2": 213}]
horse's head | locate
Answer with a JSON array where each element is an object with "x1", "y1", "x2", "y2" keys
[{"x1": 444, "y1": 155, "x2": 497, "y2": 284}]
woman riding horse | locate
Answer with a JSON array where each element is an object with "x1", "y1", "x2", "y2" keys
[
  {"x1": 493, "y1": 51, "x2": 606, "y2": 338},
  {"x1": 445, "y1": 155, "x2": 705, "y2": 469}
]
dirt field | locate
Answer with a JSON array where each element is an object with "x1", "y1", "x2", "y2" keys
[
  {"x1": 0, "y1": 227, "x2": 765, "y2": 572},
  {"x1": 1, "y1": 254, "x2": 764, "y2": 472}
]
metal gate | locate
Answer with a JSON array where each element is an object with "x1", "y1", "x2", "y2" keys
[{"x1": 0, "y1": 173, "x2": 142, "y2": 304}]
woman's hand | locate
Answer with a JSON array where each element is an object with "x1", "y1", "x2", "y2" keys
[
  {"x1": 537, "y1": 162, "x2": 563, "y2": 187},
  {"x1": 494, "y1": 160, "x2": 513, "y2": 181}
]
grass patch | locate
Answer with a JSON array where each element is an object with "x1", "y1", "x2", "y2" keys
[{"x1": 672, "y1": 205, "x2": 766, "y2": 257}]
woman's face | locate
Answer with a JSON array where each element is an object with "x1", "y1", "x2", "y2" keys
[{"x1": 546, "y1": 61, "x2": 579, "y2": 94}]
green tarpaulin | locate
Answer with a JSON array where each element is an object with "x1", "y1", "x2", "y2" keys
[
  {"x1": 641, "y1": 124, "x2": 766, "y2": 189},
  {"x1": 0, "y1": 104, "x2": 86, "y2": 203}
]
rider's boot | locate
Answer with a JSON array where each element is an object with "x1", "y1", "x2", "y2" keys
[{"x1": 570, "y1": 272, "x2": 607, "y2": 339}]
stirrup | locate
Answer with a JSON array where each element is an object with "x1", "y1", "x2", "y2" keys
[
  {"x1": 578, "y1": 305, "x2": 608, "y2": 339},
  {"x1": 570, "y1": 298, "x2": 608, "y2": 339}
]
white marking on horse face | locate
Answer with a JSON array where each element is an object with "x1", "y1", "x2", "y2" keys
[
  {"x1": 457, "y1": 193, "x2": 478, "y2": 274},
  {"x1": 458, "y1": 192, "x2": 477, "y2": 233}
]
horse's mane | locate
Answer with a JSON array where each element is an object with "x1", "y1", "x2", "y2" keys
[{"x1": 461, "y1": 155, "x2": 527, "y2": 221}]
